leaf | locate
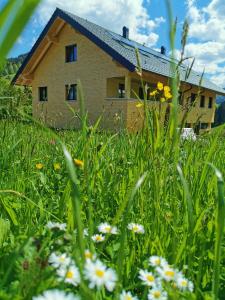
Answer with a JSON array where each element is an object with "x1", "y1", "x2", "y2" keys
[{"x1": 0, "y1": 0, "x2": 41, "y2": 66}]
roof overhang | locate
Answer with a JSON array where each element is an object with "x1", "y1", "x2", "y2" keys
[{"x1": 12, "y1": 8, "x2": 135, "y2": 86}]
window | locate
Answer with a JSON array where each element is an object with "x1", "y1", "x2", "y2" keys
[
  {"x1": 191, "y1": 93, "x2": 196, "y2": 104},
  {"x1": 185, "y1": 123, "x2": 191, "y2": 128},
  {"x1": 118, "y1": 83, "x2": 125, "y2": 98},
  {"x1": 39, "y1": 87, "x2": 47, "y2": 101},
  {"x1": 65, "y1": 45, "x2": 77, "y2": 62},
  {"x1": 200, "y1": 123, "x2": 208, "y2": 129},
  {"x1": 178, "y1": 91, "x2": 183, "y2": 104},
  {"x1": 208, "y1": 97, "x2": 213, "y2": 108},
  {"x1": 200, "y1": 95, "x2": 205, "y2": 108},
  {"x1": 66, "y1": 84, "x2": 77, "y2": 101},
  {"x1": 139, "y1": 87, "x2": 144, "y2": 99}
]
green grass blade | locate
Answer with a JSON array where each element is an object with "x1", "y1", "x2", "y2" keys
[
  {"x1": 0, "y1": 0, "x2": 41, "y2": 65},
  {"x1": 208, "y1": 164, "x2": 225, "y2": 300}
]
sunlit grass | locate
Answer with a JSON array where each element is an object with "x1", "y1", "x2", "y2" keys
[{"x1": 0, "y1": 119, "x2": 225, "y2": 299}]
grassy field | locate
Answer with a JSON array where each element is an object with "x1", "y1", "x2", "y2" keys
[{"x1": 0, "y1": 116, "x2": 225, "y2": 300}]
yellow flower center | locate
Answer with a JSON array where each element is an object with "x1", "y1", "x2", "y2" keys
[
  {"x1": 181, "y1": 280, "x2": 188, "y2": 287},
  {"x1": 95, "y1": 235, "x2": 102, "y2": 241},
  {"x1": 153, "y1": 291, "x2": 161, "y2": 298},
  {"x1": 66, "y1": 270, "x2": 74, "y2": 279},
  {"x1": 59, "y1": 257, "x2": 65, "y2": 262},
  {"x1": 105, "y1": 226, "x2": 112, "y2": 232},
  {"x1": 146, "y1": 274, "x2": 155, "y2": 282},
  {"x1": 95, "y1": 269, "x2": 105, "y2": 278},
  {"x1": 85, "y1": 251, "x2": 92, "y2": 259},
  {"x1": 124, "y1": 296, "x2": 132, "y2": 300},
  {"x1": 155, "y1": 258, "x2": 160, "y2": 265},
  {"x1": 165, "y1": 270, "x2": 175, "y2": 277},
  {"x1": 132, "y1": 225, "x2": 139, "y2": 232}
]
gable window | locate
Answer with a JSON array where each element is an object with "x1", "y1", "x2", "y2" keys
[
  {"x1": 200, "y1": 95, "x2": 205, "y2": 108},
  {"x1": 39, "y1": 87, "x2": 48, "y2": 101},
  {"x1": 65, "y1": 45, "x2": 77, "y2": 63},
  {"x1": 208, "y1": 97, "x2": 213, "y2": 108},
  {"x1": 118, "y1": 83, "x2": 125, "y2": 98},
  {"x1": 66, "y1": 84, "x2": 77, "y2": 101}
]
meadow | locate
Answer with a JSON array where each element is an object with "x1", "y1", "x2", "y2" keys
[{"x1": 0, "y1": 114, "x2": 225, "y2": 300}]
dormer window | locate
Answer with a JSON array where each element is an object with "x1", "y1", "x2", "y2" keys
[{"x1": 65, "y1": 44, "x2": 77, "y2": 62}]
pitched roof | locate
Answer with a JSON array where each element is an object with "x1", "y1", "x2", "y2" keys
[{"x1": 13, "y1": 8, "x2": 225, "y2": 95}]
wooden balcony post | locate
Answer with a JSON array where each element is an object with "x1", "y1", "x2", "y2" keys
[{"x1": 125, "y1": 75, "x2": 131, "y2": 99}]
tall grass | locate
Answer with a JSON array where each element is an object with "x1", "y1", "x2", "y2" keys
[{"x1": 0, "y1": 118, "x2": 225, "y2": 299}]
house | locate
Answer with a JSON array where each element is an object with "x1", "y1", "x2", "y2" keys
[{"x1": 13, "y1": 8, "x2": 225, "y2": 132}]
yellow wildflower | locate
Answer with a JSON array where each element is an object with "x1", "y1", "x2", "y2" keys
[
  {"x1": 36, "y1": 163, "x2": 43, "y2": 170},
  {"x1": 164, "y1": 91, "x2": 172, "y2": 99},
  {"x1": 53, "y1": 163, "x2": 61, "y2": 170},
  {"x1": 164, "y1": 86, "x2": 171, "y2": 93},
  {"x1": 136, "y1": 103, "x2": 143, "y2": 108},
  {"x1": 157, "y1": 82, "x2": 164, "y2": 91},
  {"x1": 160, "y1": 98, "x2": 166, "y2": 103},
  {"x1": 74, "y1": 159, "x2": 84, "y2": 168},
  {"x1": 150, "y1": 90, "x2": 158, "y2": 97}
]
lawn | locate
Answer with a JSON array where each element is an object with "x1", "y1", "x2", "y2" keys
[{"x1": 0, "y1": 118, "x2": 225, "y2": 300}]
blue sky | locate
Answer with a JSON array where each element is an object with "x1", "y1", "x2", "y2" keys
[{"x1": 2, "y1": 0, "x2": 225, "y2": 86}]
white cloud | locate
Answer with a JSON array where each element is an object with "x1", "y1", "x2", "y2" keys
[
  {"x1": 34, "y1": 0, "x2": 164, "y2": 46},
  {"x1": 185, "y1": 0, "x2": 225, "y2": 87}
]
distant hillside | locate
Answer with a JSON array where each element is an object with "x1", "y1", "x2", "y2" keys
[
  {"x1": 0, "y1": 53, "x2": 27, "y2": 78},
  {"x1": 216, "y1": 94, "x2": 225, "y2": 104}
]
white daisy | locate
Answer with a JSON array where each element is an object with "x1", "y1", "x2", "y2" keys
[
  {"x1": 156, "y1": 265, "x2": 176, "y2": 282},
  {"x1": 139, "y1": 269, "x2": 156, "y2": 287},
  {"x1": 91, "y1": 234, "x2": 105, "y2": 243},
  {"x1": 84, "y1": 259, "x2": 117, "y2": 291},
  {"x1": 46, "y1": 222, "x2": 67, "y2": 231},
  {"x1": 57, "y1": 264, "x2": 80, "y2": 286},
  {"x1": 84, "y1": 249, "x2": 96, "y2": 261},
  {"x1": 148, "y1": 287, "x2": 167, "y2": 300},
  {"x1": 149, "y1": 256, "x2": 168, "y2": 268},
  {"x1": 120, "y1": 290, "x2": 139, "y2": 300},
  {"x1": 127, "y1": 223, "x2": 144, "y2": 234},
  {"x1": 48, "y1": 253, "x2": 71, "y2": 269},
  {"x1": 176, "y1": 275, "x2": 194, "y2": 292},
  {"x1": 33, "y1": 289, "x2": 80, "y2": 300},
  {"x1": 98, "y1": 223, "x2": 118, "y2": 234}
]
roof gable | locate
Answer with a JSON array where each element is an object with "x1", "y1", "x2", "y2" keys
[{"x1": 12, "y1": 8, "x2": 225, "y2": 95}]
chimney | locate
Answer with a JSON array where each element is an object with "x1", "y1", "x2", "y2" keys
[
  {"x1": 161, "y1": 46, "x2": 166, "y2": 55},
  {"x1": 122, "y1": 26, "x2": 129, "y2": 39}
]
